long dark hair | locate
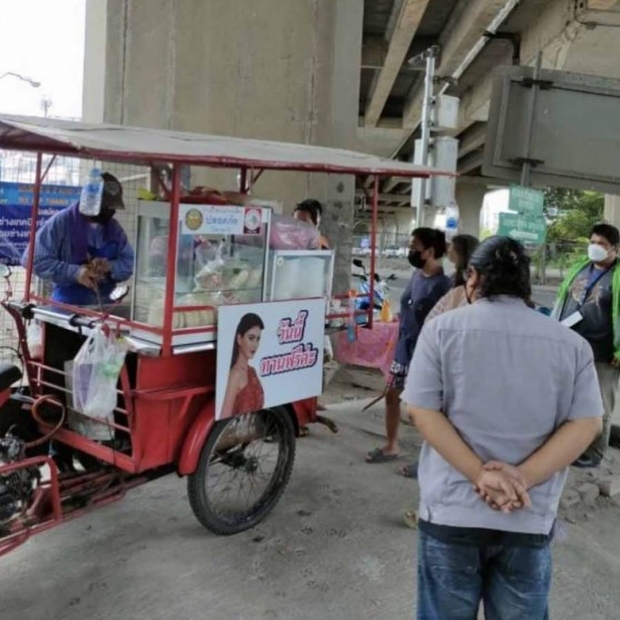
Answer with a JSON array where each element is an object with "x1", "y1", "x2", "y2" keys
[
  {"x1": 469, "y1": 236, "x2": 531, "y2": 301},
  {"x1": 230, "y1": 313, "x2": 265, "y2": 369},
  {"x1": 451, "y1": 234, "x2": 479, "y2": 286}
]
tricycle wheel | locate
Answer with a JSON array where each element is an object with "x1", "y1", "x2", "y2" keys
[{"x1": 187, "y1": 407, "x2": 295, "y2": 535}]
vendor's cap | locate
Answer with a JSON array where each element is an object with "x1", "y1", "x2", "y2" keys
[{"x1": 101, "y1": 172, "x2": 125, "y2": 210}]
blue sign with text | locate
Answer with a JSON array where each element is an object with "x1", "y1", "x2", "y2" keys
[{"x1": 0, "y1": 182, "x2": 81, "y2": 265}]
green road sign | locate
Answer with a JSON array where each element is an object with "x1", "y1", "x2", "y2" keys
[
  {"x1": 498, "y1": 212, "x2": 547, "y2": 245},
  {"x1": 509, "y1": 185, "x2": 544, "y2": 217}
]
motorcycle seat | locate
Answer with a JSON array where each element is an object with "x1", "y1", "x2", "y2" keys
[{"x1": 0, "y1": 364, "x2": 22, "y2": 392}]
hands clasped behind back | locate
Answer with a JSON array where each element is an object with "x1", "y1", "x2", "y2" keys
[{"x1": 474, "y1": 461, "x2": 532, "y2": 513}]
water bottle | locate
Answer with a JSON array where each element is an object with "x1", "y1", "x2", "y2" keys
[
  {"x1": 444, "y1": 201, "x2": 459, "y2": 242},
  {"x1": 79, "y1": 168, "x2": 104, "y2": 216}
]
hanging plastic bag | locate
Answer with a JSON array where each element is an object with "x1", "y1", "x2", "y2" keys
[
  {"x1": 27, "y1": 321, "x2": 43, "y2": 360},
  {"x1": 71, "y1": 326, "x2": 128, "y2": 438}
]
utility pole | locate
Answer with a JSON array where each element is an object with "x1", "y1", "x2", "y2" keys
[
  {"x1": 40, "y1": 96, "x2": 53, "y2": 118},
  {"x1": 410, "y1": 45, "x2": 440, "y2": 228}
]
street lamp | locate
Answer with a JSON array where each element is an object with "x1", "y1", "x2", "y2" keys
[{"x1": 0, "y1": 72, "x2": 41, "y2": 89}]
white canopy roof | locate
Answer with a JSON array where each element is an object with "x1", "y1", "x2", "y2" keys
[{"x1": 0, "y1": 115, "x2": 452, "y2": 179}]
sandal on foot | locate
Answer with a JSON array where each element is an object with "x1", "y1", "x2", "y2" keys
[
  {"x1": 400, "y1": 462, "x2": 419, "y2": 479},
  {"x1": 403, "y1": 509, "x2": 418, "y2": 529},
  {"x1": 366, "y1": 447, "x2": 399, "y2": 464}
]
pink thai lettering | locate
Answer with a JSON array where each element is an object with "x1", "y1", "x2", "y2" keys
[
  {"x1": 277, "y1": 310, "x2": 309, "y2": 345},
  {"x1": 260, "y1": 343, "x2": 318, "y2": 377}
]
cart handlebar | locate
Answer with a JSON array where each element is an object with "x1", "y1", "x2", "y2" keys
[{"x1": 2, "y1": 300, "x2": 97, "y2": 330}]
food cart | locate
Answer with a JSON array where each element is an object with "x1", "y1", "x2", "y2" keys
[{"x1": 0, "y1": 115, "x2": 449, "y2": 555}]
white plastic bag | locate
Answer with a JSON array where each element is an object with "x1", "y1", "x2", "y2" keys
[
  {"x1": 27, "y1": 321, "x2": 43, "y2": 360},
  {"x1": 71, "y1": 326, "x2": 127, "y2": 438}
]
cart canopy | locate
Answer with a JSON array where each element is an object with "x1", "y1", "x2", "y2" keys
[{"x1": 0, "y1": 114, "x2": 452, "y2": 178}]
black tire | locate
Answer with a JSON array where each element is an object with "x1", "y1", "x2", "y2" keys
[
  {"x1": 0, "y1": 395, "x2": 47, "y2": 458},
  {"x1": 187, "y1": 407, "x2": 296, "y2": 535}
]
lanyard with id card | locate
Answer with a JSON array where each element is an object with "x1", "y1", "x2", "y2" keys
[{"x1": 561, "y1": 264, "x2": 613, "y2": 328}]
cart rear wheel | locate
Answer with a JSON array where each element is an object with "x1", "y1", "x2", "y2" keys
[{"x1": 187, "y1": 407, "x2": 295, "y2": 536}]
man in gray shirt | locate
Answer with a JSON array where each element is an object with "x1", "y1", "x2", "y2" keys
[{"x1": 402, "y1": 236, "x2": 603, "y2": 620}]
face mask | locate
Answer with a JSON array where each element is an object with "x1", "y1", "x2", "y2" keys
[
  {"x1": 588, "y1": 244, "x2": 609, "y2": 263},
  {"x1": 91, "y1": 207, "x2": 115, "y2": 225},
  {"x1": 408, "y1": 250, "x2": 426, "y2": 269}
]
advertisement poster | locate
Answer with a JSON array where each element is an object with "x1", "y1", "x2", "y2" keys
[
  {"x1": 0, "y1": 181, "x2": 81, "y2": 265},
  {"x1": 216, "y1": 299, "x2": 325, "y2": 420}
]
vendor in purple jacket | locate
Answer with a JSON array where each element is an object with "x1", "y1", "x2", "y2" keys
[{"x1": 23, "y1": 172, "x2": 134, "y2": 306}]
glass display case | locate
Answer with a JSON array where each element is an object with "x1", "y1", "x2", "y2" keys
[
  {"x1": 267, "y1": 250, "x2": 335, "y2": 302},
  {"x1": 131, "y1": 201, "x2": 271, "y2": 345}
]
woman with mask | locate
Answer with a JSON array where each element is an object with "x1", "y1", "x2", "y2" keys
[
  {"x1": 293, "y1": 199, "x2": 329, "y2": 250},
  {"x1": 366, "y1": 228, "x2": 451, "y2": 464},
  {"x1": 424, "y1": 234, "x2": 479, "y2": 324}
]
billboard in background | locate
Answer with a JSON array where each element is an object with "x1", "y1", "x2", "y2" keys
[
  {"x1": 215, "y1": 299, "x2": 325, "y2": 420},
  {"x1": 0, "y1": 182, "x2": 81, "y2": 265}
]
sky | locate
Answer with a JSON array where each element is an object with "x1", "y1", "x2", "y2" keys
[{"x1": 0, "y1": 0, "x2": 85, "y2": 118}]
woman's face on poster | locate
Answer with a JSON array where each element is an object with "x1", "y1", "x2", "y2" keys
[{"x1": 237, "y1": 326, "x2": 262, "y2": 360}]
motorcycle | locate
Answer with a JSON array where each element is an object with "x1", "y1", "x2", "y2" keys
[{"x1": 351, "y1": 258, "x2": 396, "y2": 325}]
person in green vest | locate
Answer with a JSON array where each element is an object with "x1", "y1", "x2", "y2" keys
[{"x1": 553, "y1": 223, "x2": 620, "y2": 468}]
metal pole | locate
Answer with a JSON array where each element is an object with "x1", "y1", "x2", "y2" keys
[
  {"x1": 24, "y1": 152, "x2": 43, "y2": 300},
  {"x1": 520, "y1": 51, "x2": 543, "y2": 188},
  {"x1": 162, "y1": 164, "x2": 182, "y2": 356},
  {"x1": 413, "y1": 47, "x2": 437, "y2": 227},
  {"x1": 369, "y1": 175, "x2": 379, "y2": 329}
]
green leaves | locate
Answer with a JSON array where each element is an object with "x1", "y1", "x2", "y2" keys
[{"x1": 543, "y1": 188, "x2": 603, "y2": 243}]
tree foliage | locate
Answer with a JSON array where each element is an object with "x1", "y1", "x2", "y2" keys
[{"x1": 544, "y1": 188, "x2": 604, "y2": 243}]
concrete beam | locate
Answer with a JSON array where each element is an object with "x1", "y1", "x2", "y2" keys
[
  {"x1": 455, "y1": 0, "x2": 580, "y2": 134},
  {"x1": 364, "y1": 0, "x2": 432, "y2": 127},
  {"x1": 455, "y1": 42, "x2": 521, "y2": 135},
  {"x1": 383, "y1": 176, "x2": 411, "y2": 193},
  {"x1": 458, "y1": 123, "x2": 487, "y2": 158},
  {"x1": 361, "y1": 36, "x2": 388, "y2": 70},
  {"x1": 356, "y1": 190, "x2": 411, "y2": 203},
  {"x1": 357, "y1": 126, "x2": 410, "y2": 158},
  {"x1": 588, "y1": 0, "x2": 620, "y2": 9},
  {"x1": 458, "y1": 151, "x2": 484, "y2": 174},
  {"x1": 402, "y1": 0, "x2": 508, "y2": 130}
]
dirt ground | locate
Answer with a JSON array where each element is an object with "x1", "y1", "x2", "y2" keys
[{"x1": 1, "y1": 386, "x2": 619, "y2": 620}]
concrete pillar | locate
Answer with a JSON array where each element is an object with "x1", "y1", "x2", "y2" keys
[
  {"x1": 87, "y1": 0, "x2": 363, "y2": 291},
  {"x1": 455, "y1": 183, "x2": 486, "y2": 238},
  {"x1": 82, "y1": 1, "x2": 108, "y2": 123},
  {"x1": 395, "y1": 209, "x2": 415, "y2": 238},
  {"x1": 604, "y1": 195, "x2": 620, "y2": 230}
]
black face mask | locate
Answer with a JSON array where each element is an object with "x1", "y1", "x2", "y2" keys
[
  {"x1": 408, "y1": 250, "x2": 426, "y2": 269},
  {"x1": 91, "y1": 207, "x2": 115, "y2": 225}
]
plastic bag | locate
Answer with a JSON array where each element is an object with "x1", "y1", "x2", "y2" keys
[
  {"x1": 270, "y1": 214, "x2": 320, "y2": 250},
  {"x1": 27, "y1": 321, "x2": 43, "y2": 360},
  {"x1": 71, "y1": 326, "x2": 127, "y2": 437}
]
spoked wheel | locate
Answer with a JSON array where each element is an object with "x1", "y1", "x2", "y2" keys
[{"x1": 188, "y1": 407, "x2": 295, "y2": 535}]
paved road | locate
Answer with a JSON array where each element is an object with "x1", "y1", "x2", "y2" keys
[
  {"x1": 2, "y1": 400, "x2": 619, "y2": 620},
  {"x1": 381, "y1": 272, "x2": 557, "y2": 311}
]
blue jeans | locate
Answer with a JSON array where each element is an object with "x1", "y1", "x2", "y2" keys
[{"x1": 416, "y1": 530, "x2": 552, "y2": 620}]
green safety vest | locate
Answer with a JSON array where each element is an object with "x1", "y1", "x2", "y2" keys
[{"x1": 553, "y1": 256, "x2": 620, "y2": 361}]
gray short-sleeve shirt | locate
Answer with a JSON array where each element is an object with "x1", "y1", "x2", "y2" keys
[{"x1": 402, "y1": 296, "x2": 603, "y2": 535}]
